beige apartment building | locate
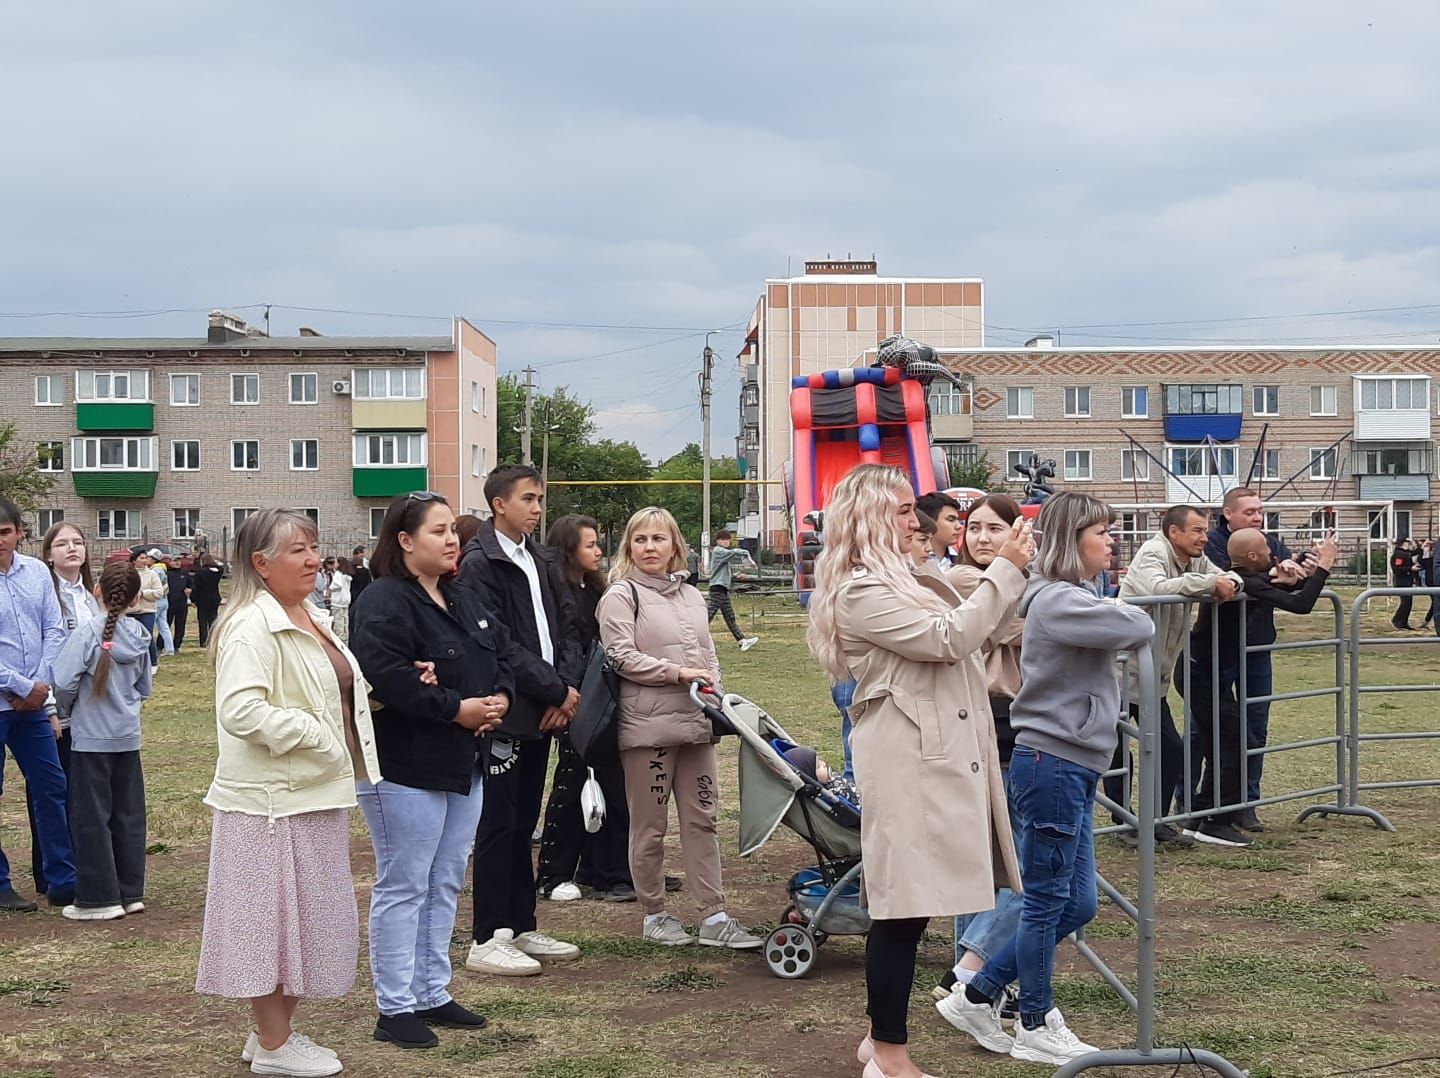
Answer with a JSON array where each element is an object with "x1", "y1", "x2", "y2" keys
[
  {"x1": 736, "y1": 259, "x2": 985, "y2": 548},
  {"x1": 0, "y1": 311, "x2": 498, "y2": 552},
  {"x1": 939, "y1": 341, "x2": 1440, "y2": 545}
]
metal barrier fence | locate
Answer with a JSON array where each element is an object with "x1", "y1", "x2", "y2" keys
[{"x1": 1055, "y1": 588, "x2": 1440, "y2": 1075}]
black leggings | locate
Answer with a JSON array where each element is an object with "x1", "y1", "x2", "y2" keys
[{"x1": 867, "y1": 916, "x2": 929, "y2": 1044}]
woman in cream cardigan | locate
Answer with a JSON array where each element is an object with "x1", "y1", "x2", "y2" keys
[{"x1": 195, "y1": 509, "x2": 382, "y2": 1078}]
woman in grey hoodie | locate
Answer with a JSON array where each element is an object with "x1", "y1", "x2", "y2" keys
[
  {"x1": 51, "y1": 561, "x2": 153, "y2": 922},
  {"x1": 943, "y1": 492, "x2": 1154, "y2": 1067}
]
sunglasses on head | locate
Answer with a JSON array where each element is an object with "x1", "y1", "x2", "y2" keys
[{"x1": 407, "y1": 491, "x2": 448, "y2": 504}]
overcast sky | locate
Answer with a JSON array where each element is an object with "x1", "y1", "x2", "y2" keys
[{"x1": 3, "y1": 3, "x2": 1438, "y2": 461}]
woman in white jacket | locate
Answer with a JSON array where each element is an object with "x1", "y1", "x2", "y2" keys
[
  {"x1": 195, "y1": 509, "x2": 382, "y2": 1078},
  {"x1": 328, "y1": 557, "x2": 354, "y2": 644}
]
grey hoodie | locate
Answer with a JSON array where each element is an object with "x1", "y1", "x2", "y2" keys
[
  {"x1": 51, "y1": 613, "x2": 152, "y2": 753},
  {"x1": 706, "y1": 544, "x2": 752, "y2": 589},
  {"x1": 1009, "y1": 574, "x2": 1156, "y2": 775}
]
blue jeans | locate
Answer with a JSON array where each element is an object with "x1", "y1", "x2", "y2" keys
[
  {"x1": 155, "y1": 599, "x2": 174, "y2": 654},
  {"x1": 832, "y1": 680, "x2": 856, "y2": 782},
  {"x1": 0, "y1": 709, "x2": 76, "y2": 897},
  {"x1": 972, "y1": 747, "x2": 1099, "y2": 1026},
  {"x1": 1188, "y1": 651, "x2": 1272, "y2": 804},
  {"x1": 358, "y1": 775, "x2": 484, "y2": 1015},
  {"x1": 954, "y1": 765, "x2": 1023, "y2": 966}
]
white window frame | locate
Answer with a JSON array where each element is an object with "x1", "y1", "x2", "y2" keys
[
  {"x1": 1263, "y1": 511, "x2": 1282, "y2": 533},
  {"x1": 169, "y1": 373, "x2": 200, "y2": 407},
  {"x1": 352, "y1": 367, "x2": 425, "y2": 401},
  {"x1": 171, "y1": 440, "x2": 201, "y2": 471},
  {"x1": 297, "y1": 508, "x2": 319, "y2": 525},
  {"x1": 471, "y1": 381, "x2": 481, "y2": 413},
  {"x1": 231, "y1": 373, "x2": 260, "y2": 405},
  {"x1": 1063, "y1": 449, "x2": 1093, "y2": 481},
  {"x1": 172, "y1": 509, "x2": 201, "y2": 540},
  {"x1": 1310, "y1": 385, "x2": 1337, "y2": 417},
  {"x1": 71, "y1": 436, "x2": 157, "y2": 472},
  {"x1": 231, "y1": 440, "x2": 260, "y2": 471},
  {"x1": 37, "y1": 509, "x2": 65, "y2": 532},
  {"x1": 289, "y1": 439, "x2": 319, "y2": 471},
  {"x1": 1120, "y1": 448, "x2": 1150, "y2": 482},
  {"x1": 34, "y1": 375, "x2": 64, "y2": 406},
  {"x1": 96, "y1": 509, "x2": 142, "y2": 540},
  {"x1": 36, "y1": 441, "x2": 65, "y2": 473},
  {"x1": 1063, "y1": 386, "x2": 1091, "y2": 419},
  {"x1": 352, "y1": 432, "x2": 428, "y2": 468},
  {"x1": 470, "y1": 445, "x2": 482, "y2": 477},
  {"x1": 1261, "y1": 448, "x2": 1281, "y2": 480},
  {"x1": 1006, "y1": 386, "x2": 1034, "y2": 420},
  {"x1": 1005, "y1": 450, "x2": 1029, "y2": 481},
  {"x1": 75, "y1": 370, "x2": 150, "y2": 403},
  {"x1": 289, "y1": 372, "x2": 319, "y2": 405},
  {"x1": 1357, "y1": 375, "x2": 1429, "y2": 411},
  {"x1": 1167, "y1": 444, "x2": 1239, "y2": 480},
  {"x1": 369, "y1": 507, "x2": 386, "y2": 539},
  {"x1": 1308, "y1": 447, "x2": 1337, "y2": 480},
  {"x1": 928, "y1": 382, "x2": 973, "y2": 417},
  {"x1": 232, "y1": 508, "x2": 259, "y2": 532},
  {"x1": 1252, "y1": 385, "x2": 1280, "y2": 416},
  {"x1": 1121, "y1": 385, "x2": 1148, "y2": 419}
]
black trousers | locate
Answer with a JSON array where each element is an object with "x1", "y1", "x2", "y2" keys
[
  {"x1": 68, "y1": 750, "x2": 146, "y2": 908},
  {"x1": 537, "y1": 739, "x2": 631, "y2": 893},
  {"x1": 1187, "y1": 667, "x2": 1247, "y2": 824},
  {"x1": 1103, "y1": 699, "x2": 1185, "y2": 823},
  {"x1": 1394, "y1": 594, "x2": 1415, "y2": 628},
  {"x1": 867, "y1": 916, "x2": 928, "y2": 1044},
  {"x1": 706, "y1": 585, "x2": 744, "y2": 642},
  {"x1": 166, "y1": 601, "x2": 189, "y2": 650},
  {"x1": 471, "y1": 735, "x2": 550, "y2": 943},
  {"x1": 195, "y1": 602, "x2": 220, "y2": 648},
  {"x1": 28, "y1": 728, "x2": 72, "y2": 893}
]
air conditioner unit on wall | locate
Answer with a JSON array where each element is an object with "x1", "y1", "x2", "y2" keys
[{"x1": 332, "y1": 380, "x2": 351, "y2": 395}]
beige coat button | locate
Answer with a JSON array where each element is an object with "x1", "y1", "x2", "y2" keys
[{"x1": 971, "y1": 762, "x2": 980, "y2": 773}]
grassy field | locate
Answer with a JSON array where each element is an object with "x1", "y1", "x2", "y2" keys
[{"x1": 3, "y1": 590, "x2": 1440, "y2": 1077}]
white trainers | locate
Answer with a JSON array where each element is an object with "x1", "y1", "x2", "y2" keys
[
  {"x1": 123, "y1": 900, "x2": 146, "y2": 915},
  {"x1": 643, "y1": 913, "x2": 695, "y2": 946},
  {"x1": 697, "y1": 916, "x2": 763, "y2": 950},
  {"x1": 739, "y1": 637, "x2": 759, "y2": 652},
  {"x1": 514, "y1": 930, "x2": 580, "y2": 961},
  {"x1": 249, "y1": 1031, "x2": 343, "y2": 1076},
  {"x1": 547, "y1": 882, "x2": 583, "y2": 902},
  {"x1": 1009, "y1": 1008, "x2": 1097, "y2": 1064},
  {"x1": 465, "y1": 929, "x2": 542, "y2": 976},
  {"x1": 62, "y1": 904, "x2": 125, "y2": 921},
  {"x1": 243, "y1": 1031, "x2": 338, "y2": 1064},
  {"x1": 935, "y1": 990, "x2": 1013, "y2": 1054}
]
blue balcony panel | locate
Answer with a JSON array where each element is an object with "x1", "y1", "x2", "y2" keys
[{"x1": 1163, "y1": 414, "x2": 1243, "y2": 444}]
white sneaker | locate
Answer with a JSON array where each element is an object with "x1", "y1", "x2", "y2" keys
[
  {"x1": 547, "y1": 882, "x2": 583, "y2": 902},
  {"x1": 739, "y1": 637, "x2": 759, "y2": 652},
  {"x1": 243, "y1": 1031, "x2": 338, "y2": 1064},
  {"x1": 1009, "y1": 1008, "x2": 1097, "y2": 1064},
  {"x1": 465, "y1": 929, "x2": 542, "y2": 976},
  {"x1": 935, "y1": 990, "x2": 1013, "y2": 1054},
  {"x1": 514, "y1": 930, "x2": 580, "y2": 961},
  {"x1": 123, "y1": 901, "x2": 146, "y2": 915},
  {"x1": 697, "y1": 916, "x2": 763, "y2": 950},
  {"x1": 249, "y1": 1031, "x2": 343, "y2": 1076},
  {"x1": 643, "y1": 913, "x2": 695, "y2": 946},
  {"x1": 62, "y1": 904, "x2": 125, "y2": 921}
]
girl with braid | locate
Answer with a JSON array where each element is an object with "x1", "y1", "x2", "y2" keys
[{"x1": 51, "y1": 562, "x2": 153, "y2": 921}]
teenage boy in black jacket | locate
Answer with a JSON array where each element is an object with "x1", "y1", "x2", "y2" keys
[
  {"x1": 458, "y1": 465, "x2": 585, "y2": 975},
  {"x1": 1185, "y1": 528, "x2": 1336, "y2": 847}
]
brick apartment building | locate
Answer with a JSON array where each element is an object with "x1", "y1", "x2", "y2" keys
[{"x1": 0, "y1": 311, "x2": 498, "y2": 552}]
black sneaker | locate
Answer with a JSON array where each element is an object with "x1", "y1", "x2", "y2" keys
[
  {"x1": 46, "y1": 887, "x2": 75, "y2": 908},
  {"x1": 602, "y1": 884, "x2": 638, "y2": 903},
  {"x1": 374, "y1": 1012, "x2": 440, "y2": 1049},
  {"x1": 0, "y1": 887, "x2": 38, "y2": 913},
  {"x1": 998, "y1": 984, "x2": 1020, "y2": 1026},
  {"x1": 1235, "y1": 808, "x2": 1266, "y2": 833},
  {"x1": 1155, "y1": 823, "x2": 1196, "y2": 848},
  {"x1": 664, "y1": 875, "x2": 683, "y2": 893},
  {"x1": 416, "y1": 1000, "x2": 487, "y2": 1029},
  {"x1": 1183, "y1": 820, "x2": 1253, "y2": 848}
]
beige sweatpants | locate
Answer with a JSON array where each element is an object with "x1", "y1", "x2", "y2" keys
[{"x1": 620, "y1": 742, "x2": 725, "y2": 918}]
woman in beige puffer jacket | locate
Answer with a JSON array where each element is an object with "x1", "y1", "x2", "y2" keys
[{"x1": 598, "y1": 506, "x2": 762, "y2": 951}]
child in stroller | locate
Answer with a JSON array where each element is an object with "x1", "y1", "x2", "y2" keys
[{"x1": 777, "y1": 743, "x2": 862, "y2": 817}]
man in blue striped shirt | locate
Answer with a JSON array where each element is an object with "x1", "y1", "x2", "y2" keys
[{"x1": 0, "y1": 498, "x2": 74, "y2": 911}]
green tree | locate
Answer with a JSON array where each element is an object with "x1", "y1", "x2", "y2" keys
[
  {"x1": 948, "y1": 451, "x2": 997, "y2": 492},
  {"x1": 0, "y1": 423, "x2": 56, "y2": 511},
  {"x1": 651, "y1": 443, "x2": 742, "y2": 546}
]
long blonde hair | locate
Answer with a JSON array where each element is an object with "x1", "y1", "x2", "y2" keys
[
  {"x1": 806, "y1": 465, "x2": 952, "y2": 681},
  {"x1": 209, "y1": 508, "x2": 319, "y2": 660},
  {"x1": 608, "y1": 506, "x2": 688, "y2": 582}
]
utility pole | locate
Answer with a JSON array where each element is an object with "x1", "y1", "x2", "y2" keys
[
  {"x1": 540, "y1": 401, "x2": 552, "y2": 535},
  {"x1": 700, "y1": 334, "x2": 716, "y2": 576},
  {"x1": 520, "y1": 366, "x2": 537, "y2": 465}
]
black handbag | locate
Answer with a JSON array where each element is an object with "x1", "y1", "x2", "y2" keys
[{"x1": 567, "y1": 582, "x2": 638, "y2": 766}]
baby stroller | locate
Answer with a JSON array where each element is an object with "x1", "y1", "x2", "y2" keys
[{"x1": 691, "y1": 684, "x2": 868, "y2": 979}]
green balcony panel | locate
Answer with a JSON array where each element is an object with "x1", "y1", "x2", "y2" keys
[
  {"x1": 75, "y1": 402, "x2": 155, "y2": 431},
  {"x1": 353, "y1": 466, "x2": 428, "y2": 498},
  {"x1": 73, "y1": 472, "x2": 159, "y2": 498}
]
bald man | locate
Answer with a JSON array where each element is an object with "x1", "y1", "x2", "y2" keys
[{"x1": 1185, "y1": 528, "x2": 1337, "y2": 846}]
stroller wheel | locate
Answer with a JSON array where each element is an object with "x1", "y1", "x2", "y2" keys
[{"x1": 764, "y1": 924, "x2": 817, "y2": 979}]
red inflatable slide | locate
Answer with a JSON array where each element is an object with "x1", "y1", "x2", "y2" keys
[{"x1": 789, "y1": 366, "x2": 939, "y2": 592}]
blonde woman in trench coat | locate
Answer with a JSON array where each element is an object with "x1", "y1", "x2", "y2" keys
[{"x1": 806, "y1": 465, "x2": 1034, "y2": 1078}]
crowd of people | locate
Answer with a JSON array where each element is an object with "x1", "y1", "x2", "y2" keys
[{"x1": 0, "y1": 470, "x2": 1392, "y2": 1076}]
